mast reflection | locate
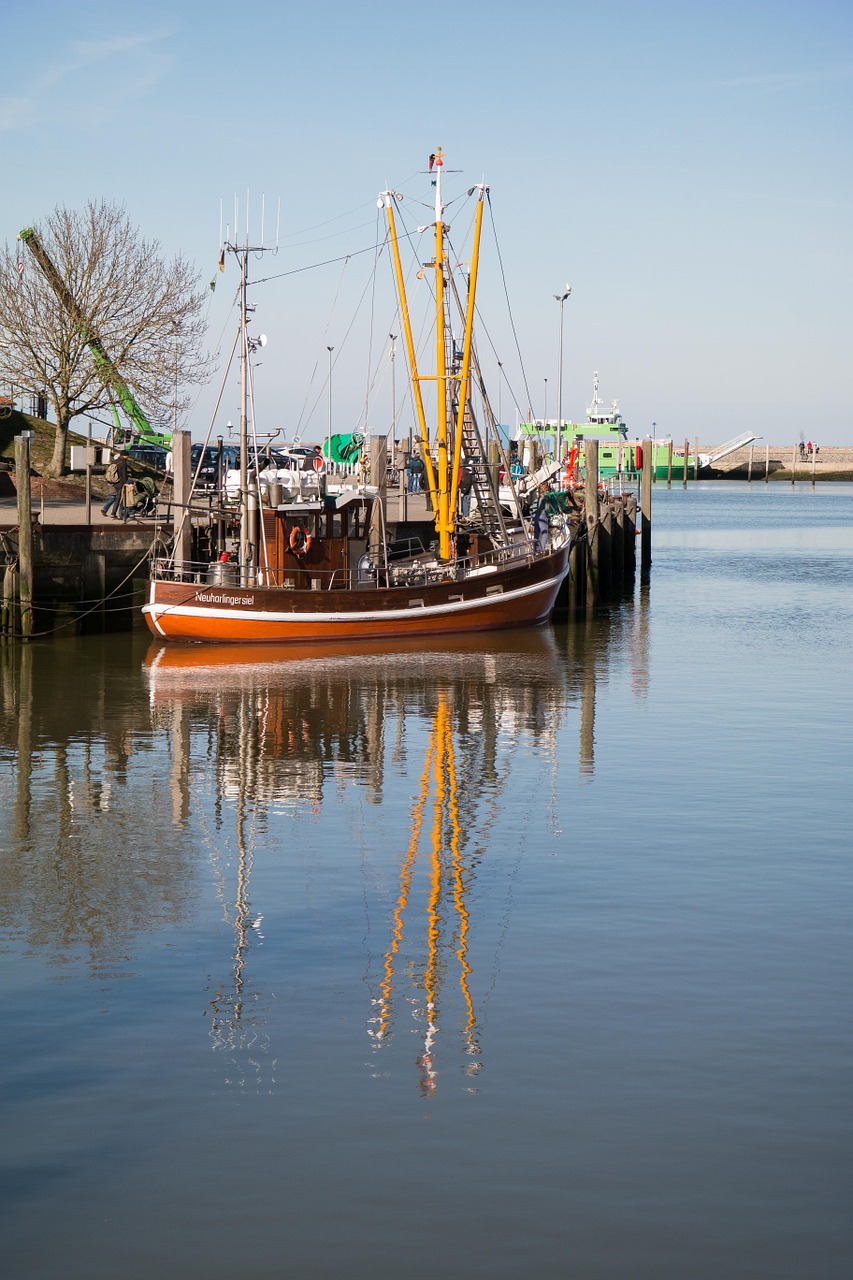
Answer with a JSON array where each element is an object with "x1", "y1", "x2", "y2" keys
[{"x1": 145, "y1": 631, "x2": 573, "y2": 1092}]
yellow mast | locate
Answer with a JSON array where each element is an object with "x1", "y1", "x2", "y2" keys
[
  {"x1": 382, "y1": 150, "x2": 487, "y2": 561},
  {"x1": 448, "y1": 185, "x2": 487, "y2": 529},
  {"x1": 432, "y1": 148, "x2": 451, "y2": 557},
  {"x1": 381, "y1": 188, "x2": 439, "y2": 508}
]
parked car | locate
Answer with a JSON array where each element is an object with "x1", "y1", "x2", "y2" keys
[{"x1": 128, "y1": 445, "x2": 168, "y2": 470}]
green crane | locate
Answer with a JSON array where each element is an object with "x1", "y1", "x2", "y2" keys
[{"x1": 18, "y1": 226, "x2": 172, "y2": 453}]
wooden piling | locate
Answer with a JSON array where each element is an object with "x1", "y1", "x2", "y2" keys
[
  {"x1": 748, "y1": 445, "x2": 754, "y2": 482},
  {"x1": 683, "y1": 438, "x2": 690, "y2": 490},
  {"x1": 666, "y1": 439, "x2": 673, "y2": 487},
  {"x1": 624, "y1": 495, "x2": 637, "y2": 584},
  {"x1": 600, "y1": 506, "x2": 613, "y2": 600},
  {"x1": 765, "y1": 444, "x2": 770, "y2": 483},
  {"x1": 640, "y1": 443, "x2": 652, "y2": 580},
  {"x1": 173, "y1": 430, "x2": 193, "y2": 567},
  {"x1": 2, "y1": 564, "x2": 16, "y2": 637},
  {"x1": 369, "y1": 434, "x2": 387, "y2": 553},
  {"x1": 585, "y1": 439, "x2": 600, "y2": 607},
  {"x1": 791, "y1": 444, "x2": 797, "y2": 485},
  {"x1": 14, "y1": 435, "x2": 34, "y2": 638},
  {"x1": 567, "y1": 525, "x2": 583, "y2": 612},
  {"x1": 612, "y1": 500, "x2": 625, "y2": 590}
]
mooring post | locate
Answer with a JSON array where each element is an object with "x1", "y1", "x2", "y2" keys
[
  {"x1": 568, "y1": 514, "x2": 584, "y2": 612},
  {"x1": 585, "y1": 438, "x2": 600, "y2": 607},
  {"x1": 748, "y1": 445, "x2": 754, "y2": 482},
  {"x1": 666, "y1": 439, "x2": 673, "y2": 487},
  {"x1": 625, "y1": 494, "x2": 637, "y2": 585},
  {"x1": 791, "y1": 444, "x2": 797, "y2": 486},
  {"x1": 640, "y1": 441, "x2": 652, "y2": 580},
  {"x1": 765, "y1": 444, "x2": 770, "y2": 483},
  {"x1": 683, "y1": 438, "x2": 690, "y2": 489},
  {"x1": 600, "y1": 505, "x2": 613, "y2": 600},
  {"x1": 613, "y1": 499, "x2": 625, "y2": 588},
  {"x1": 369, "y1": 434, "x2": 387, "y2": 555},
  {"x1": 812, "y1": 446, "x2": 817, "y2": 487},
  {"x1": 2, "y1": 565, "x2": 16, "y2": 637},
  {"x1": 173, "y1": 429, "x2": 193, "y2": 571},
  {"x1": 14, "y1": 433, "x2": 34, "y2": 638}
]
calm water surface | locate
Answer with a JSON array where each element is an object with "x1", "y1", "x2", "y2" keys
[{"x1": 1, "y1": 483, "x2": 851, "y2": 1279}]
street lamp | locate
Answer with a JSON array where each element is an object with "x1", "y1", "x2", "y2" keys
[
  {"x1": 326, "y1": 346, "x2": 334, "y2": 468},
  {"x1": 554, "y1": 285, "x2": 571, "y2": 464}
]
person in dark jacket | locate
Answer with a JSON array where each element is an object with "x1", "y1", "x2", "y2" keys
[
  {"x1": 533, "y1": 483, "x2": 550, "y2": 553},
  {"x1": 101, "y1": 453, "x2": 129, "y2": 519}
]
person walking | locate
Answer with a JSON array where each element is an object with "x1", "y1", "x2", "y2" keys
[
  {"x1": 101, "y1": 453, "x2": 129, "y2": 519},
  {"x1": 407, "y1": 453, "x2": 424, "y2": 494},
  {"x1": 457, "y1": 464, "x2": 474, "y2": 517},
  {"x1": 532, "y1": 483, "x2": 550, "y2": 554}
]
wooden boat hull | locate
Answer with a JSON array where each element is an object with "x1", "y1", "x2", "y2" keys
[{"x1": 143, "y1": 545, "x2": 569, "y2": 645}]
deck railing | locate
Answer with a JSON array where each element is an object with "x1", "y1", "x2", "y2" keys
[{"x1": 148, "y1": 525, "x2": 568, "y2": 592}]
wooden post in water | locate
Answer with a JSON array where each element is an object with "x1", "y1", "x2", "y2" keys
[
  {"x1": 791, "y1": 444, "x2": 797, "y2": 486},
  {"x1": 666, "y1": 439, "x2": 673, "y2": 487},
  {"x1": 624, "y1": 495, "x2": 637, "y2": 585},
  {"x1": 765, "y1": 444, "x2": 770, "y2": 483},
  {"x1": 172, "y1": 430, "x2": 193, "y2": 571},
  {"x1": 2, "y1": 565, "x2": 17, "y2": 637},
  {"x1": 612, "y1": 500, "x2": 625, "y2": 591},
  {"x1": 369, "y1": 434, "x2": 387, "y2": 555},
  {"x1": 600, "y1": 505, "x2": 613, "y2": 600},
  {"x1": 683, "y1": 439, "x2": 690, "y2": 489},
  {"x1": 14, "y1": 433, "x2": 34, "y2": 638},
  {"x1": 748, "y1": 445, "x2": 754, "y2": 482},
  {"x1": 812, "y1": 445, "x2": 817, "y2": 487},
  {"x1": 640, "y1": 441, "x2": 652, "y2": 580},
  {"x1": 585, "y1": 439, "x2": 600, "y2": 607}
]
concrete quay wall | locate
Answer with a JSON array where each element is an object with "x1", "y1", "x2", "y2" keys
[{"x1": 702, "y1": 445, "x2": 853, "y2": 476}]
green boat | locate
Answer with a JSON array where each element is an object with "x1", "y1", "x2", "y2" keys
[
  {"x1": 515, "y1": 373, "x2": 639, "y2": 481},
  {"x1": 515, "y1": 373, "x2": 703, "y2": 481}
]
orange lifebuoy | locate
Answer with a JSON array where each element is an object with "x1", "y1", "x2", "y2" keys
[
  {"x1": 289, "y1": 526, "x2": 312, "y2": 557},
  {"x1": 313, "y1": 455, "x2": 324, "y2": 473}
]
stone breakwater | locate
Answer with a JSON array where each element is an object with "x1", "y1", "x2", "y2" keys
[{"x1": 703, "y1": 445, "x2": 853, "y2": 476}]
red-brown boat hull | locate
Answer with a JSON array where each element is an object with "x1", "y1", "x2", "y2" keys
[{"x1": 143, "y1": 546, "x2": 569, "y2": 645}]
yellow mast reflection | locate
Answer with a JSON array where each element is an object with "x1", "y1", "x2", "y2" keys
[{"x1": 371, "y1": 689, "x2": 482, "y2": 1095}]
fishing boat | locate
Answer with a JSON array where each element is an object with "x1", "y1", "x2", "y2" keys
[{"x1": 143, "y1": 149, "x2": 571, "y2": 645}]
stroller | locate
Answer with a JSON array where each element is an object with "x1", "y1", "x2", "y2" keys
[{"x1": 122, "y1": 476, "x2": 158, "y2": 521}]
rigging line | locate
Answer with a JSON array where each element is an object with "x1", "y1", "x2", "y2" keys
[
  {"x1": 362, "y1": 206, "x2": 383, "y2": 433},
  {"x1": 445, "y1": 229, "x2": 527, "y2": 424},
  {"x1": 251, "y1": 240, "x2": 384, "y2": 286},
  {"x1": 486, "y1": 191, "x2": 534, "y2": 418},
  {"x1": 275, "y1": 216, "x2": 381, "y2": 251},
  {"x1": 293, "y1": 251, "x2": 354, "y2": 436},
  {"x1": 299, "y1": 237, "x2": 391, "y2": 437}
]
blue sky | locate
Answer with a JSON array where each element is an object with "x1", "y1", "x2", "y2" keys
[{"x1": 2, "y1": 0, "x2": 851, "y2": 444}]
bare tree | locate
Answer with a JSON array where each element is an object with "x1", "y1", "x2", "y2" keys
[{"x1": 0, "y1": 201, "x2": 210, "y2": 476}]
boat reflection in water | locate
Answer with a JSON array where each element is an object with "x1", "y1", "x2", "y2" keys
[{"x1": 144, "y1": 628, "x2": 575, "y2": 1092}]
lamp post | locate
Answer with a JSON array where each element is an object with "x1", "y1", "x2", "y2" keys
[
  {"x1": 326, "y1": 346, "x2": 334, "y2": 468},
  {"x1": 554, "y1": 285, "x2": 571, "y2": 464}
]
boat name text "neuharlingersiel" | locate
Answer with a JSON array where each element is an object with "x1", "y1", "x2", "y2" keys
[{"x1": 196, "y1": 592, "x2": 254, "y2": 607}]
